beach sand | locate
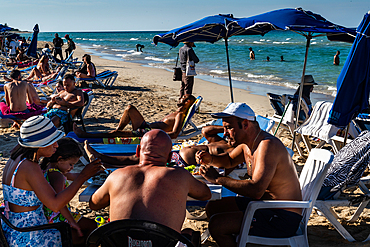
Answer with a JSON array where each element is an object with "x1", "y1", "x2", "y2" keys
[{"x1": 1, "y1": 42, "x2": 370, "y2": 246}]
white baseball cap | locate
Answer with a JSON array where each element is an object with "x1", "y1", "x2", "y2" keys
[{"x1": 211, "y1": 103, "x2": 256, "y2": 121}]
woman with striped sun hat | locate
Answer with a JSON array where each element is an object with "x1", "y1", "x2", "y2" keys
[{"x1": 2, "y1": 115, "x2": 103, "y2": 246}]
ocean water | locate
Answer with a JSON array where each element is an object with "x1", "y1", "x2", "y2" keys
[{"x1": 30, "y1": 31, "x2": 353, "y2": 103}]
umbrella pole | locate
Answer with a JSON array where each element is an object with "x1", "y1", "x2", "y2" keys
[
  {"x1": 291, "y1": 34, "x2": 312, "y2": 151},
  {"x1": 224, "y1": 38, "x2": 234, "y2": 103}
]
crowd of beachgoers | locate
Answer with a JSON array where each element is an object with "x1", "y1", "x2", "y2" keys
[{"x1": 0, "y1": 37, "x2": 369, "y2": 247}]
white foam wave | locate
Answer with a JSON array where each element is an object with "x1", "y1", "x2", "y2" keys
[
  {"x1": 244, "y1": 72, "x2": 279, "y2": 80},
  {"x1": 253, "y1": 41, "x2": 262, "y2": 44},
  {"x1": 92, "y1": 44, "x2": 101, "y2": 47},
  {"x1": 116, "y1": 54, "x2": 130, "y2": 58},
  {"x1": 89, "y1": 39, "x2": 97, "y2": 41},
  {"x1": 311, "y1": 42, "x2": 317, "y2": 45},
  {"x1": 144, "y1": 56, "x2": 172, "y2": 63},
  {"x1": 130, "y1": 38, "x2": 139, "y2": 40},
  {"x1": 260, "y1": 39, "x2": 266, "y2": 42},
  {"x1": 112, "y1": 49, "x2": 126, "y2": 52},
  {"x1": 76, "y1": 38, "x2": 82, "y2": 40},
  {"x1": 286, "y1": 38, "x2": 291, "y2": 40},
  {"x1": 210, "y1": 70, "x2": 226, "y2": 74}
]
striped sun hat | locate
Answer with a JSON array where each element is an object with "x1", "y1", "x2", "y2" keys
[{"x1": 18, "y1": 115, "x2": 64, "y2": 148}]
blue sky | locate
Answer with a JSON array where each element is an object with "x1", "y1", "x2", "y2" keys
[{"x1": 2, "y1": 0, "x2": 369, "y2": 32}]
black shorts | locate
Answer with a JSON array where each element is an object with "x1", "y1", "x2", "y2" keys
[
  {"x1": 132, "y1": 121, "x2": 151, "y2": 137},
  {"x1": 235, "y1": 197, "x2": 302, "y2": 238}
]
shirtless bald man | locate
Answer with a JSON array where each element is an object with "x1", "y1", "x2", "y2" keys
[
  {"x1": 74, "y1": 94, "x2": 196, "y2": 139},
  {"x1": 196, "y1": 103, "x2": 302, "y2": 247},
  {"x1": 44, "y1": 73, "x2": 84, "y2": 127},
  {"x1": 89, "y1": 129, "x2": 211, "y2": 234}
]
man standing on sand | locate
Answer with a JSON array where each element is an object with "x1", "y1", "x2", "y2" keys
[
  {"x1": 333, "y1": 50, "x2": 340, "y2": 65},
  {"x1": 73, "y1": 94, "x2": 196, "y2": 139},
  {"x1": 44, "y1": 73, "x2": 84, "y2": 127},
  {"x1": 249, "y1": 47, "x2": 255, "y2": 60},
  {"x1": 179, "y1": 42, "x2": 199, "y2": 100},
  {"x1": 64, "y1": 34, "x2": 75, "y2": 59},
  {"x1": 195, "y1": 103, "x2": 302, "y2": 247},
  {"x1": 53, "y1": 33, "x2": 64, "y2": 61},
  {"x1": 89, "y1": 129, "x2": 211, "y2": 235}
]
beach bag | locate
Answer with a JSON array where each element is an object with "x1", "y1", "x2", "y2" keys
[
  {"x1": 186, "y1": 59, "x2": 197, "y2": 76},
  {"x1": 173, "y1": 53, "x2": 182, "y2": 81}
]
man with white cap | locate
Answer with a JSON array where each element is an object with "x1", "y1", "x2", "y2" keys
[{"x1": 196, "y1": 102, "x2": 302, "y2": 247}]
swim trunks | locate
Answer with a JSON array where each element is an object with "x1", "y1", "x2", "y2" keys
[
  {"x1": 44, "y1": 108, "x2": 70, "y2": 125},
  {"x1": 132, "y1": 121, "x2": 151, "y2": 137},
  {"x1": 235, "y1": 197, "x2": 302, "y2": 238}
]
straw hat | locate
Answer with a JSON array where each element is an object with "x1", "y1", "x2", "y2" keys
[
  {"x1": 184, "y1": 41, "x2": 196, "y2": 47},
  {"x1": 298, "y1": 75, "x2": 318, "y2": 86},
  {"x1": 18, "y1": 116, "x2": 64, "y2": 148}
]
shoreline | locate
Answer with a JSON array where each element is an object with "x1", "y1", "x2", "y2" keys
[
  {"x1": 0, "y1": 42, "x2": 369, "y2": 247},
  {"x1": 74, "y1": 45, "x2": 276, "y2": 117},
  {"x1": 81, "y1": 44, "x2": 335, "y2": 106}
]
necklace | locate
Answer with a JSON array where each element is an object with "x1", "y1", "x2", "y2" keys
[
  {"x1": 252, "y1": 129, "x2": 262, "y2": 152},
  {"x1": 248, "y1": 129, "x2": 262, "y2": 170}
]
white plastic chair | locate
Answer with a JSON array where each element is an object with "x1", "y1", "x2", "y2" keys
[{"x1": 237, "y1": 149, "x2": 334, "y2": 247}]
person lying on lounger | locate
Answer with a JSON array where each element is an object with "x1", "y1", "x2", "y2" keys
[
  {"x1": 73, "y1": 94, "x2": 196, "y2": 139},
  {"x1": 44, "y1": 73, "x2": 84, "y2": 127},
  {"x1": 25, "y1": 55, "x2": 60, "y2": 82}
]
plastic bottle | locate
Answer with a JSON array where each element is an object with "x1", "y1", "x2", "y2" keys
[{"x1": 95, "y1": 216, "x2": 106, "y2": 227}]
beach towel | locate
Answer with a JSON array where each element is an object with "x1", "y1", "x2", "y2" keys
[
  {"x1": 295, "y1": 101, "x2": 358, "y2": 145},
  {"x1": 0, "y1": 102, "x2": 46, "y2": 120},
  {"x1": 319, "y1": 131, "x2": 370, "y2": 198},
  {"x1": 295, "y1": 101, "x2": 338, "y2": 144}
]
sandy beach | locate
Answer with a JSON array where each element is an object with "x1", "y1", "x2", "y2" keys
[{"x1": 1, "y1": 42, "x2": 370, "y2": 246}]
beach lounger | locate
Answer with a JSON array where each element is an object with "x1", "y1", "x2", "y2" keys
[
  {"x1": 174, "y1": 96, "x2": 203, "y2": 141},
  {"x1": 295, "y1": 101, "x2": 359, "y2": 154},
  {"x1": 267, "y1": 92, "x2": 310, "y2": 157},
  {"x1": 66, "y1": 95, "x2": 204, "y2": 143},
  {"x1": 353, "y1": 113, "x2": 370, "y2": 132},
  {"x1": 63, "y1": 89, "x2": 94, "y2": 134},
  {"x1": 314, "y1": 131, "x2": 370, "y2": 242},
  {"x1": 237, "y1": 149, "x2": 334, "y2": 247},
  {"x1": 33, "y1": 66, "x2": 68, "y2": 97},
  {"x1": 75, "y1": 70, "x2": 118, "y2": 88}
]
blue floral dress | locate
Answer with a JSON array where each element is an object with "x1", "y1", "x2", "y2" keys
[{"x1": 2, "y1": 158, "x2": 62, "y2": 246}]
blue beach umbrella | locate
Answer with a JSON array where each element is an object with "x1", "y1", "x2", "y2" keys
[
  {"x1": 328, "y1": 12, "x2": 370, "y2": 128},
  {"x1": 153, "y1": 8, "x2": 355, "y2": 103},
  {"x1": 26, "y1": 24, "x2": 39, "y2": 59}
]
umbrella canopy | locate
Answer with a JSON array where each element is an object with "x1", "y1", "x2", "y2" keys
[
  {"x1": 153, "y1": 8, "x2": 355, "y2": 103},
  {"x1": 26, "y1": 24, "x2": 39, "y2": 59},
  {"x1": 328, "y1": 12, "x2": 370, "y2": 127}
]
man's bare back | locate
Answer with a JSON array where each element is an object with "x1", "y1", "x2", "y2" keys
[
  {"x1": 89, "y1": 129, "x2": 211, "y2": 233},
  {"x1": 4, "y1": 78, "x2": 29, "y2": 112},
  {"x1": 95, "y1": 164, "x2": 209, "y2": 232}
]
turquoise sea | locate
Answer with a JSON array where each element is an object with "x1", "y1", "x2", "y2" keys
[{"x1": 28, "y1": 31, "x2": 353, "y2": 103}]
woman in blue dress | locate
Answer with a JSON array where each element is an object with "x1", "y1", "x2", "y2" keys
[{"x1": 2, "y1": 115, "x2": 102, "y2": 246}]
